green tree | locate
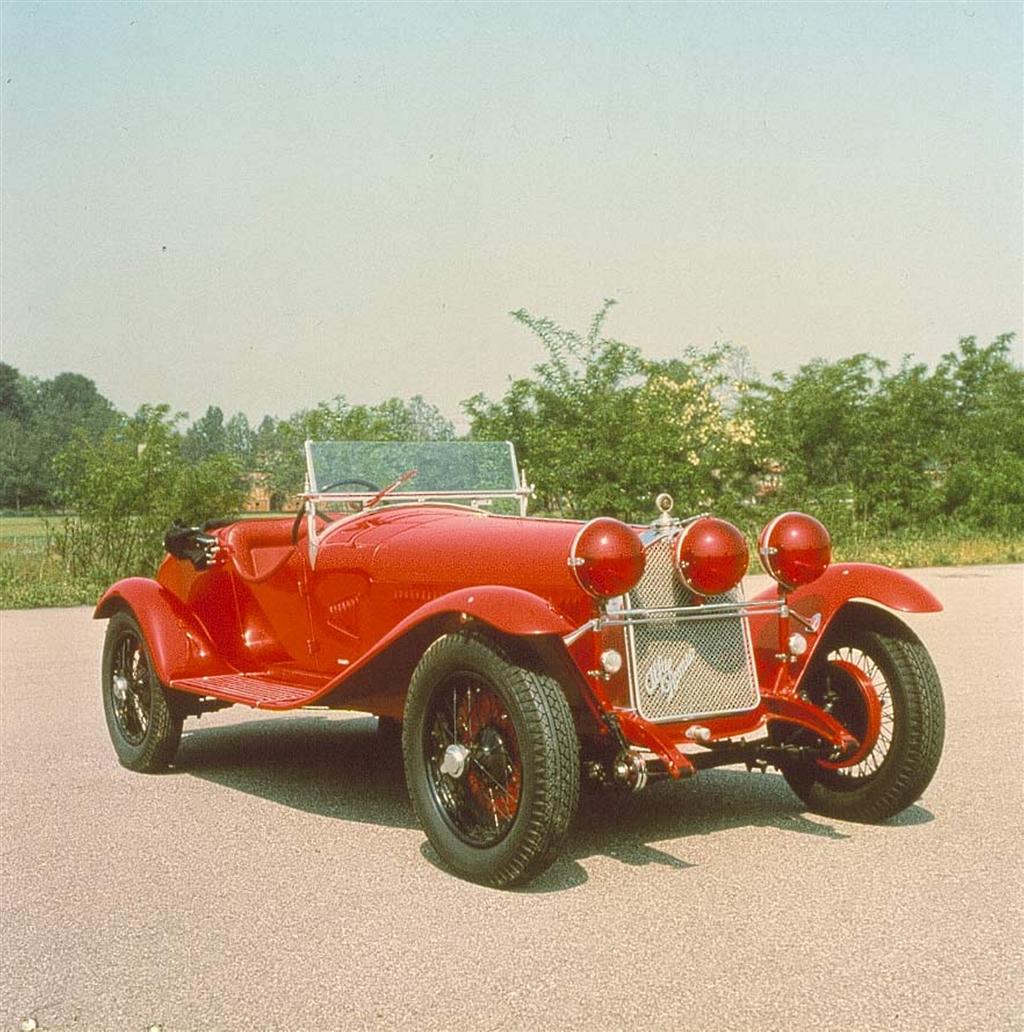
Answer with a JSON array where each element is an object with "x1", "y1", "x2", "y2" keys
[
  {"x1": 464, "y1": 301, "x2": 751, "y2": 520},
  {"x1": 224, "y1": 412, "x2": 255, "y2": 467},
  {"x1": 260, "y1": 395, "x2": 455, "y2": 501},
  {"x1": 182, "y1": 405, "x2": 228, "y2": 463},
  {"x1": 0, "y1": 366, "x2": 119, "y2": 508},
  {"x1": 932, "y1": 335, "x2": 1023, "y2": 531},
  {"x1": 738, "y1": 355, "x2": 887, "y2": 533},
  {"x1": 54, "y1": 405, "x2": 246, "y2": 584},
  {"x1": 0, "y1": 362, "x2": 30, "y2": 422},
  {"x1": 737, "y1": 334, "x2": 1023, "y2": 535}
]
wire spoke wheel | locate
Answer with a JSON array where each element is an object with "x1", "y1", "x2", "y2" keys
[
  {"x1": 816, "y1": 646, "x2": 894, "y2": 780},
  {"x1": 403, "y1": 632, "x2": 579, "y2": 888},
  {"x1": 780, "y1": 614, "x2": 945, "y2": 822},
  {"x1": 110, "y1": 630, "x2": 153, "y2": 746},
  {"x1": 102, "y1": 611, "x2": 184, "y2": 772},
  {"x1": 425, "y1": 675, "x2": 522, "y2": 847}
]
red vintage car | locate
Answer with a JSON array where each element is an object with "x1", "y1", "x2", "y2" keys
[{"x1": 97, "y1": 441, "x2": 945, "y2": 887}]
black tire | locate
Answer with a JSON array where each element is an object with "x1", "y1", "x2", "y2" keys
[
  {"x1": 102, "y1": 610, "x2": 184, "y2": 772},
  {"x1": 781, "y1": 620, "x2": 944, "y2": 821},
  {"x1": 402, "y1": 631, "x2": 580, "y2": 888}
]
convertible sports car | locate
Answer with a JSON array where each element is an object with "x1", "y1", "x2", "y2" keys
[{"x1": 97, "y1": 441, "x2": 945, "y2": 887}]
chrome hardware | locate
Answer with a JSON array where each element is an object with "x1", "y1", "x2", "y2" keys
[
  {"x1": 440, "y1": 743, "x2": 471, "y2": 779},
  {"x1": 600, "y1": 648, "x2": 623, "y2": 675},
  {"x1": 790, "y1": 610, "x2": 822, "y2": 633},
  {"x1": 112, "y1": 675, "x2": 129, "y2": 701},
  {"x1": 788, "y1": 632, "x2": 808, "y2": 656},
  {"x1": 562, "y1": 599, "x2": 787, "y2": 645},
  {"x1": 602, "y1": 598, "x2": 786, "y2": 628},
  {"x1": 685, "y1": 725, "x2": 712, "y2": 743},
  {"x1": 562, "y1": 619, "x2": 598, "y2": 647},
  {"x1": 613, "y1": 750, "x2": 648, "y2": 791},
  {"x1": 654, "y1": 492, "x2": 675, "y2": 527}
]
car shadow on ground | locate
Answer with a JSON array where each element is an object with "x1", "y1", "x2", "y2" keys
[{"x1": 176, "y1": 714, "x2": 934, "y2": 893}]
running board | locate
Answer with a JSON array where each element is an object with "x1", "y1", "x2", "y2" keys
[{"x1": 170, "y1": 673, "x2": 327, "y2": 710}]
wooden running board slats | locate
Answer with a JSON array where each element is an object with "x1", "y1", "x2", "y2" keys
[{"x1": 170, "y1": 673, "x2": 326, "y2": 709}]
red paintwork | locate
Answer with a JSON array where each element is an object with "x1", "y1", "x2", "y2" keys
[
  {"x1": 748, "y1": 561, "x2": 941, "y2": 692},
  {"x1": 675, "y1": 517, "x2": 749, "y2": 597},
  {"x1": 758, "y1": 511, "x2": 832, "y2": 590},
  {"x1": 95, "y1": 497, "x2": 941, "y2": 778},
  {"x1": 95, "y1": 578, "x2": 232, "y2": 682},
  {"x1": 171, "y1": 672, "x2": 322, "y2": 708},
  {"x1": 817, "y1": 659, "x2": 883, "y2": 770},
  {"x1": 568, "y1": 517, "x2": 646, "y2": 599},
  {"x1": 760, "y1": 695, "x2": 857, "y2": 754},
  {"x1": 97, "y1": 509, "x2": 587, "y2": 701},
  {"x1": 738, "y1": 560, "x2": 942, "y2": 767}
]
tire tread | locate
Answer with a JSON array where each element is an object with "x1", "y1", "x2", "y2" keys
[
  {"x1": 785, "y1": 624, "x2": 944, "y2": 822},
  {"x1": 102, "y1": 611, "x2": 184, "y2": 773},
  {"x1": 403, "y1": 631, "x2": 580, "y2": 888}
]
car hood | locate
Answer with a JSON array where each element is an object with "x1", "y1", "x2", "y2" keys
[{"x1": 319, "y1": 505, "x2": 594, "y2": 620}]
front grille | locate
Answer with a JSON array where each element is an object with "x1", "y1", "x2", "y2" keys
[{"x1": 625, "y1": 535, "x2": 760, "y2": 723}]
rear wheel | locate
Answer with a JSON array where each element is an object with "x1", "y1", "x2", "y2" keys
[
  {"x1": 402, "y1": 632, "x2": 580, "y2": 887},
  {"x1": 102, "y1": 611, "x2": 184, "y2": 772},
  {"x1": 781, "y1": 620, "x2": 944, "y2": 821}
]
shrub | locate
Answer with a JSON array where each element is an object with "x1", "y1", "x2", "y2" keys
[{"x1": 53, "y1": 405, "x2": 246, "y2": 584}]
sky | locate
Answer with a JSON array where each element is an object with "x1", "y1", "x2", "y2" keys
[{"x1": 1, "y1": 1, "x2": 1021, "y2": 430}]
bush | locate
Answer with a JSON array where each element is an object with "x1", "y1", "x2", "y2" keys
[{"x1": 53, "y1": 405, "x2": 246, "y2": 585}]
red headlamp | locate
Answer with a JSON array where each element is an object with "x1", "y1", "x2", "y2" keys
[
  {"x1": 674, "y1": 517, "x2": 749, "y2": 597},
  {"x1": 568, "y1": 518, "x2": 646, "y2": 600},
  {"x1": 757, "y1": 511, "x2": 831, "y2": 590}
]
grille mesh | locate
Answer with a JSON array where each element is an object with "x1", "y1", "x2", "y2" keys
[{"x1": 626, "y1": 535, "x2": 760, "y2": 722}]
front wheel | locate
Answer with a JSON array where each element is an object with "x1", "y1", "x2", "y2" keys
[
  {"x1": 102, "y1": 610, "x2": 184, "y2": 772},
  {"x1": 402, "y1": 632, "x2": 580, "y2": 887},
  {"x1": 781, "y1": 619, "x2": 944, "y2": 822}
]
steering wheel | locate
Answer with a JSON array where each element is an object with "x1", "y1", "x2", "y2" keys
[
  {"x1": 319, "y1": 478, "x2": 381, "y2": 494},
  {"x1": 291, "y1": 479, "x2": 383, "y2": 545}
]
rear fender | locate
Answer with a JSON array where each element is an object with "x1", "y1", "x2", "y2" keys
[
  {"x1": 94, "y1": 578, "x2": 234, "y2": 683},
  {"x1": 749, "y1": 562, "x2": 941, "y2": 690}
]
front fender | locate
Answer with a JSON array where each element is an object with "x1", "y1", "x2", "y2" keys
[
  {"x1": 317, "y1": 584, "x2": 577, "y2": 702},
  {"x1": 749, "y1": 563, "x2": 942, "y2": 687},
  {"x1": 400, "y1": 585, "x2": 577, "y2": 638},
  {"x1": 94, "y1": 578, "x2": 233, "y2": 683}
]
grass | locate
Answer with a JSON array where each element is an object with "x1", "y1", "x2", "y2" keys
[
  {"x1": 1, "y1": 514, "x2": 1021, "y2": 609},
  {"x1": 0, "y1": 515, "x2": 106, "y2": 608},
  {"x1": 835, "y1": 528, "x2": 1024, "y2": 568}
]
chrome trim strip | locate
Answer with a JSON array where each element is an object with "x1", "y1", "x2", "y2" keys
[
  {"x1": 561, "y1": 599, "x2": 786, "y2": 643},
  {"x1": 633, "y1": 698, "x2": 763, "y2": 726},
  {"x1": 603, "y1": 599, "x2": 786, "y2": 626}
]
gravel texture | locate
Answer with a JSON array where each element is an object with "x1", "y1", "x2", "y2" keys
[{"x1": 1, "y1": 565, "x2": 1022, "y2": 1032}]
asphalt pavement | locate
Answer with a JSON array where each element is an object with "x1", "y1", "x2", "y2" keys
[{"x1": 2, "y1": 565, "x2": 1022, "y2": 1032}]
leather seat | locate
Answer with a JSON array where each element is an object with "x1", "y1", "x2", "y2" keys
[{"x1": 223, "y1": 519, "x2": 297, "y2": 582}]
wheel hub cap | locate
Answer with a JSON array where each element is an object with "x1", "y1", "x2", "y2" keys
[
  {"x1": 440, "y1": 743, "x2": 471, "y2": 779},
  {"x1": 112, "y1": 675, "x2": 129, "y2": 702}
]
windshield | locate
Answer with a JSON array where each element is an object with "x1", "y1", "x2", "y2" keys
[{"x1": 304, "y1": 440, "x2": 526, "y2": 510}]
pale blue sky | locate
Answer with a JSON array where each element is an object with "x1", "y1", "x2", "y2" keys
[{"x1": 2, "y1": 1, "x2": 1020, "y2": 426}]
